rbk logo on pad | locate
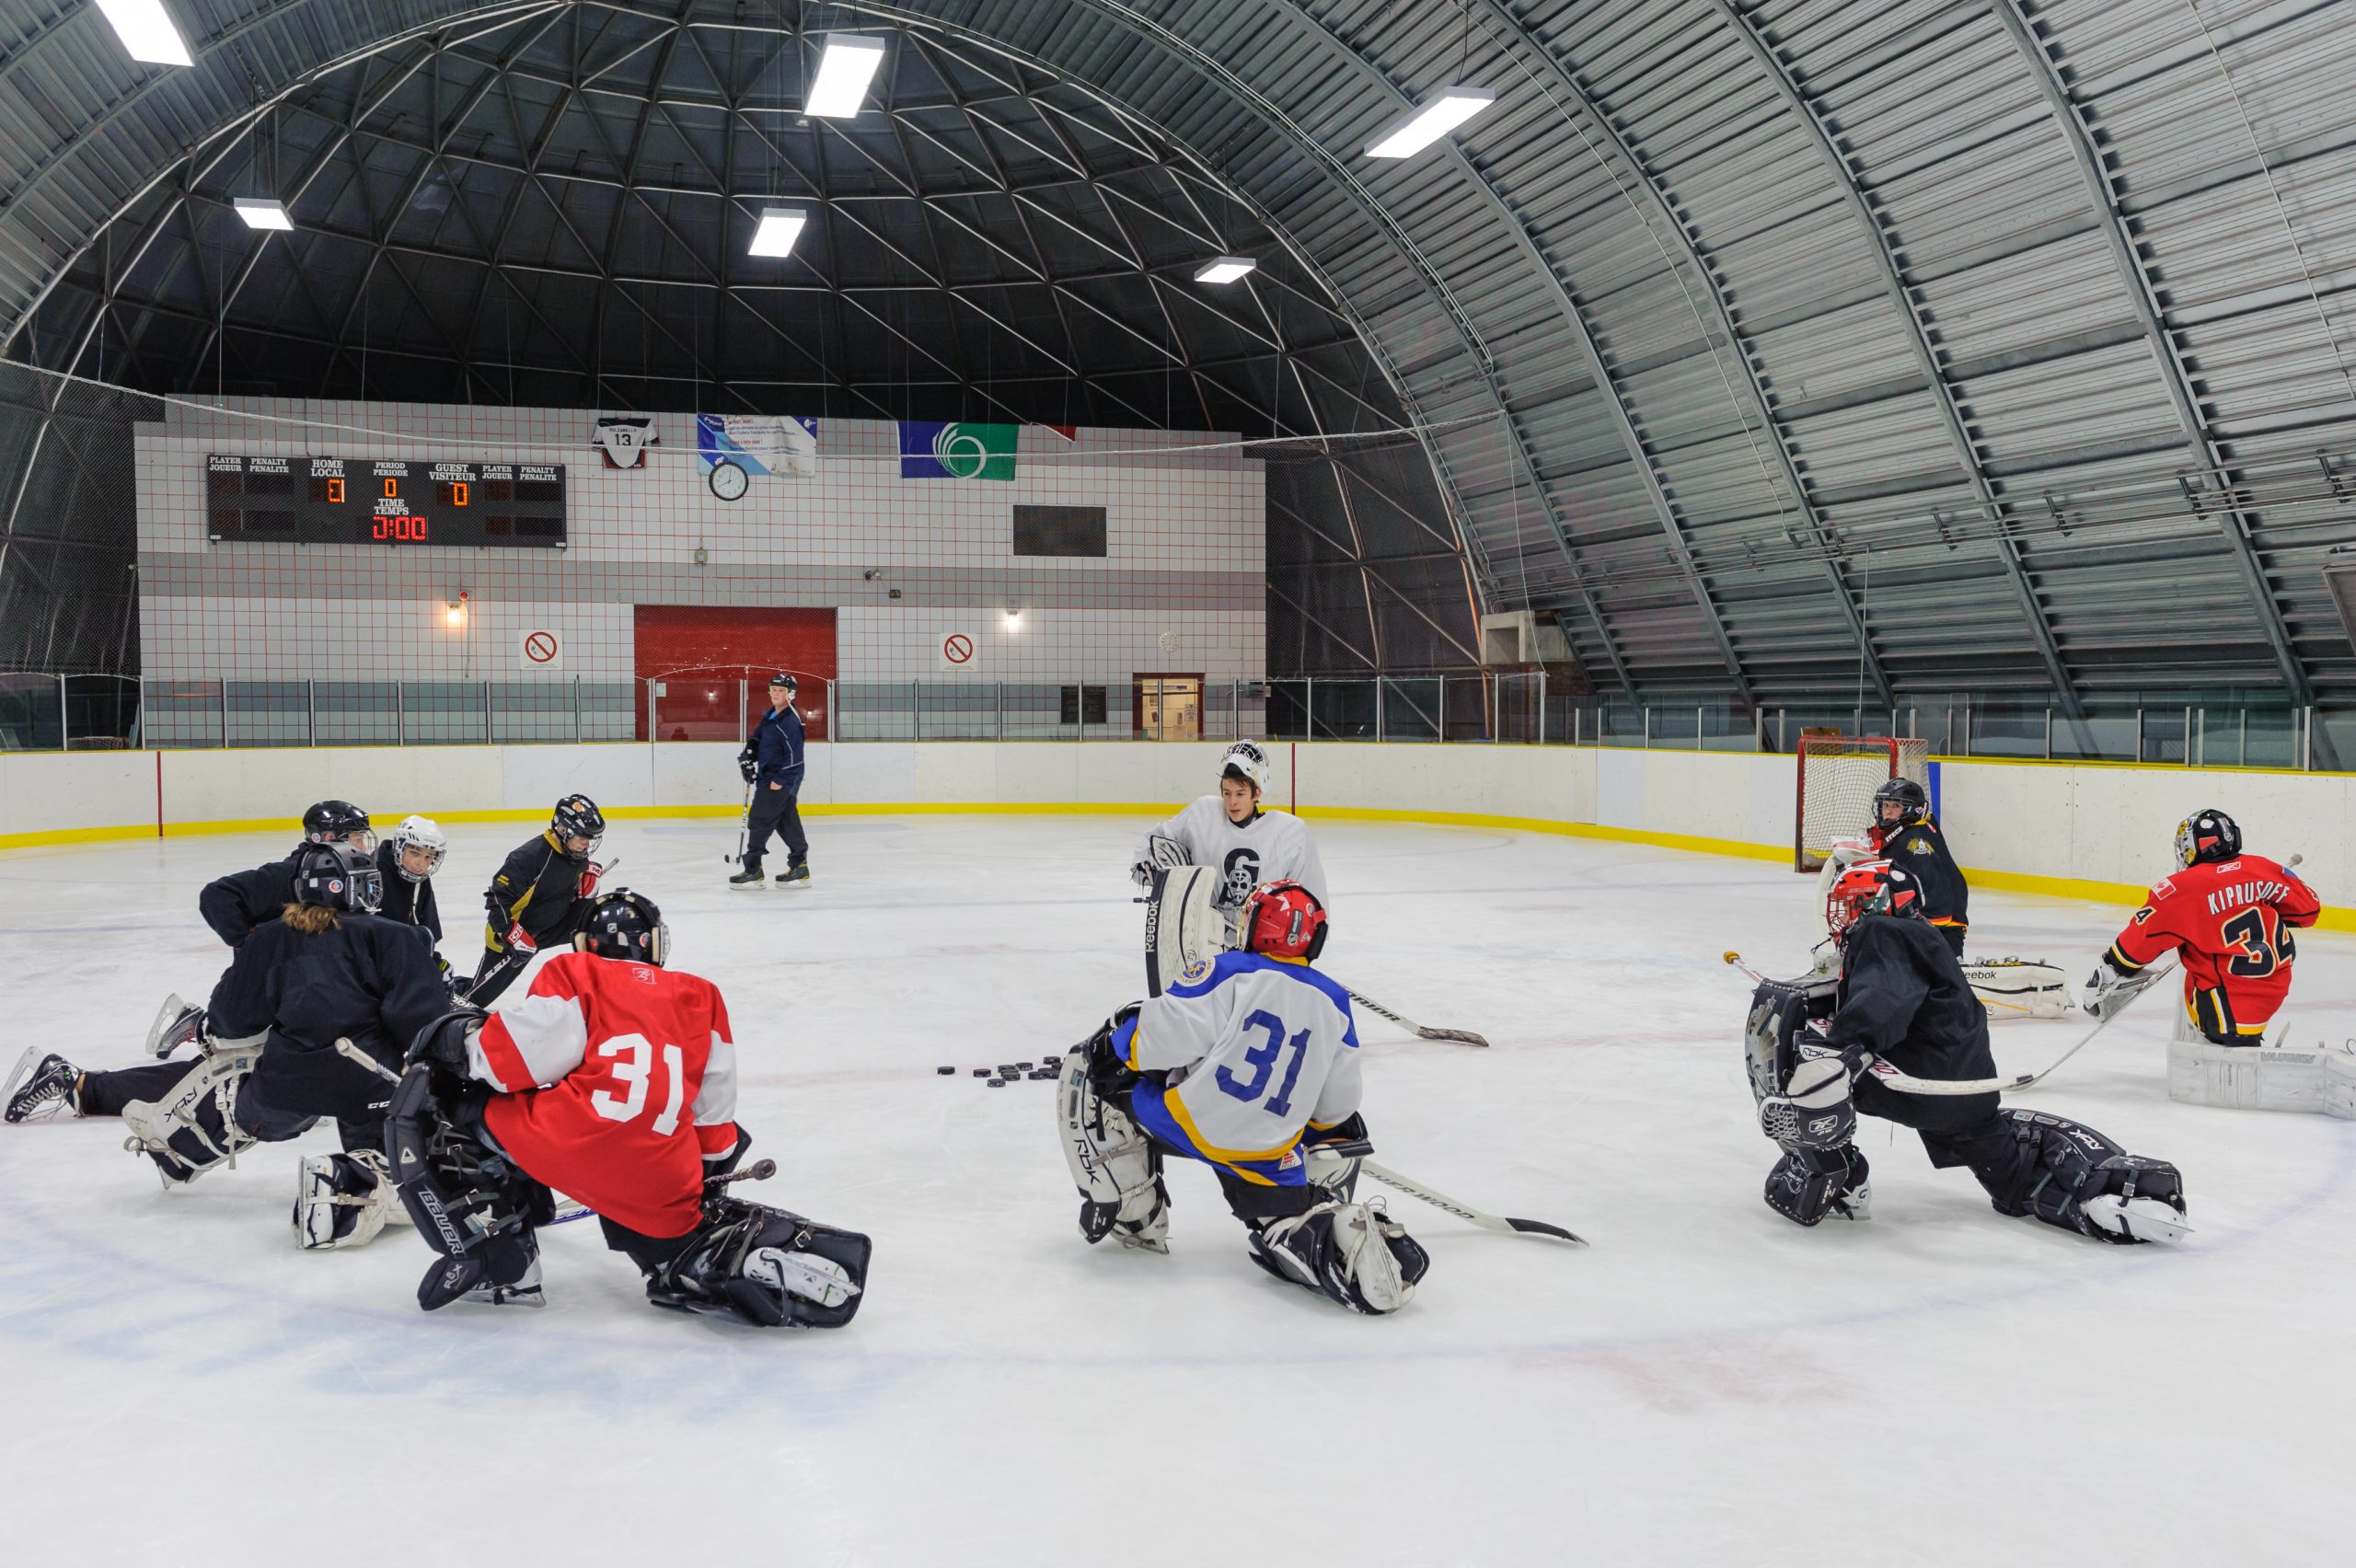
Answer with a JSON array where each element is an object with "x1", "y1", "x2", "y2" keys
[{"x1": 899, "y1": 421, "x2": 1016, "y2": 480}]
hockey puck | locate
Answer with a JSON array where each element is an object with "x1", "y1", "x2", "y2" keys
[
  {"x1": 1015, "y1": 1061, "x2": 1034, "y2": 1071},
  {"x1": 987, "y1": 1078, "x2": 1007, "y2": 1088},
  {"x1": 1028, "y1": 1070, "x2": 1054, "y2": 1081},
  {"x1": 937, "y1": 1066, "x2": 955, "y2": 1076},
  {"x1": 971, "y1": 1068, "x2": 991, "y2": 1078},
  {"x1": 997, "y1": 1066, "x2": 1019, "y2": 1078}
]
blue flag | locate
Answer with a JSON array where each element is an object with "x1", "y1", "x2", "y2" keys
[{"x1": 899, "y1": 421, "x2": 1017, "y2": 480}]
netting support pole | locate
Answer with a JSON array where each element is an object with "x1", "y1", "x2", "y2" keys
[
  {"x1": 306, "y1": 680, "x2": 316, "y2": 747},
  {"x1": 397, "y1": 683, "x2": 405, "y2": 746},
  {"x1": 483, "y1": 681, "x2": 492, "y2": 746},
  {"x1": 2183, "y1": 707, "x2": 2192, "y2": 767}
]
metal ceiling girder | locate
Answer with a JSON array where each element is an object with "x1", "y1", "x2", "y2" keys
[
  {"x1": 1264, "y1": 0, "x2": 1750, "y2": 700},
  {"x1": 1006, "y1": 0, "x2": 1638, "y2": 684},
  {"x1": 1472, "y1": 0, "x2": 1891, "y2": 707},
  {"x1": 856, "y1": 0, "x2": 1500, "y2": 657},
  {"x1": 1986, "y1": 0, "x2": 2311, "y2": 707},
  {"x1": 1710, "y1": 0, "x2": 2084, "y2": 719}
]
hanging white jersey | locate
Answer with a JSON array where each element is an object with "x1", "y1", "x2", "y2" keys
[
  {"x1": 1126, "y1": 951, "x2": 1360, "y2": 1161},
  {"x1": 1139, "y1": 797, "x2": 1329, "y2": 912}
]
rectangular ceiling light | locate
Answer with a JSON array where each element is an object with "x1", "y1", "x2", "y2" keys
[
  {"x1": 804, "y1": 35, "x2": 887, "y2": 119},
  {"x1": 1365, "y1": 86, "x2": 1496, "y2": 158},
  {"x1": 232, "y1": 197, "x2": 294, "y2": 232},
  {"x1": 1194, "y1": 256, "x2": 1257, "y2": 285},
  {"x1": 747, "y1": 207, "x2": 809, "y2": 258},
  {"x1": 94, "y1": 1, "x2": 193, "y2": 67}
]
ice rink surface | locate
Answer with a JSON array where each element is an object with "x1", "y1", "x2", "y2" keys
[{"x1": 3, "y1": 813, "x2": 2351, "y2": 1567}]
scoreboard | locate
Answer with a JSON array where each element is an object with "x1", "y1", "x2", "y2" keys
[{"x1": 204, "y1": 455, "x2": 567, "y2": 548}]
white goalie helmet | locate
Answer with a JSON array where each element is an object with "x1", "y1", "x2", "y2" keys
[
  {"x1": 389, "y1": 814, "x2": 447, "y2": 881},
  {"x1": 1220, "y1": 741, "x2": 1271, "y2": 794}
]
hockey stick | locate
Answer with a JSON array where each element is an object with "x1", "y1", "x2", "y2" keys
[
  {"x1": 722, "y1": 782, "x2": 754, "y2": 864},
  {"x1": 549, "y1": 1159, "x2": 778, "y2": 1226},
  {"x1": 1342, "y1": 988, "x2": 1491, "y2": 1048},
  {"x1": 1720, "y1": 951, "x2": 2176, "y2": 1098},
  {"x1": 1355, "y1": 1155, "x2": 1585, "y2": 1244}
]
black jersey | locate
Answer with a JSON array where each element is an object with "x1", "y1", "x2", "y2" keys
[
  {"x1": 206, "y1": 911, "x2": 450, "y2": 1122},
  {"x1": 1828, "y1": 914, "x2": 1999, "y2": 1098},
  {"x1": 1874, "y1": 816, "x2": 1969, "y2": 939},
  {"x1": 374, "y1": 839, "x2": 442, "y2": 942},
  {"x1": 483, "y1": 829, "x2": 590, "y2": 951},
  {"x1": 197, "y1": 849, "x2": 305, "y2": 947}
]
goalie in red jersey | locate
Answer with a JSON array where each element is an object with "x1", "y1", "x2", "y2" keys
[
  {"x1": 387, "y1": 888, "x2": 871, "y2": 1326},
  {"x1": 2085, "y1": 809, "x2": 2321, "y2": 1044}
]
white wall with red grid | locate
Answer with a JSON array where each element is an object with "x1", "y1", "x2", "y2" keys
[{"x1": 134, "y1": 398, "x2": 1265, "y2": 684}]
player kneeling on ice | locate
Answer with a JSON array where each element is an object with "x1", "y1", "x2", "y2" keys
[
  {"x1": 1748, "y1": 858, "x2": 2189, "y2": 1245},
  {"x1": 6, "y1": 842, "x2": 449, "y2": 1251},
  {"x1": 1058, "y1": 880, "x2": 1428, "y2": 1314},
  {"x1": 388, "y1": 889, "x2": 870, "y2": 1324}
]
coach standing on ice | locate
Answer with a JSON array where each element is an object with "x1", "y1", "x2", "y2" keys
[{"x1": 730, "y1": 673, "x2": 810, "y2": 888}]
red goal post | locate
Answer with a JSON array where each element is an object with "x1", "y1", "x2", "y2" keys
[{"x1": 1795, "y1": 735, "x2": 1932, "y2": 872}]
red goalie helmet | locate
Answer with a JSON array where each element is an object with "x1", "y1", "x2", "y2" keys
[
  {"x1": 1239, "y1": 880, "x2": 1329, "y2": 962},
  {"x1": 1826, "y1": 858, "x2": 1923, "y2": 939}
]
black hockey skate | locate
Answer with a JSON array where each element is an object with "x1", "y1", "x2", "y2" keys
[
  {"x1": 774, "y1": 862, "x2": 810, "y2": 886},
  {"x1": 728, "y1": 864, "x2": 767, "y2": 889},
  {"x1": 3, "y1": 1047, "x2": 79, "y2": 1124}
]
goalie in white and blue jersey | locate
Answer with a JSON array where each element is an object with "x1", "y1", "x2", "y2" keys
[{"x1": 1056, "y1": 881, "x2": 1429, "y2": 1314}]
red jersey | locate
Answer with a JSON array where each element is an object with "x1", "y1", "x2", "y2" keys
[
  {"x1": 2106, "y1": 854, "x2": 2320, "y2": 1034},
  {"x1": 468, "y1": 951, "x2": 740, "y2": 1238}
]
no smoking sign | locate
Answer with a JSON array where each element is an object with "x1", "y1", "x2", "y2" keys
[
  {"x1": 937, "y1": 631, "x2": 977, "y2": 672},
  {"x1": 518, "y1": 628, "x2": 564, "y2": 670}
]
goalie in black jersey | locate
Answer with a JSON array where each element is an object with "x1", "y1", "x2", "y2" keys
[
  {"x1": 1865, "y1": 778, "x2": 1968, "y2": 956},
  {"x1": 1747, "y1": 858, "x2": 2188, "y2": 1245}
]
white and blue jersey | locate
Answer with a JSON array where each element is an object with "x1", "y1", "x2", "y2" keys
[{"x1": 1119, "y1": 950, "x2": 1361, "y2": 1184}]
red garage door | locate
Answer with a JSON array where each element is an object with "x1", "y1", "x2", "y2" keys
[{"x1": 633, "y1": 605, "x2": 837, "y2": 742}]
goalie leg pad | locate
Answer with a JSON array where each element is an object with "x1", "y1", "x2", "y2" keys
[
  {"x1": 386, "y1": 1064, "x2": 553, "y2": 1307},
  {"x1": 294, "y1": 1149, "x2": 401, "y2": 1251},
  {"x1": 1763, "y1": 1145, "x2": 1872, "y2": 1227},
  {"x1": 1246, "y1": 1199, "x2": 1429, "y2": 1315},
  {"x1": 647, "y1": 1196, "x2": 872, "y2": 1329},
  {"x1": 1987, "y1": 1110, "x2": 2189, "y2": 1245},
  {"x1": 1962, "y1": 960, "x2": 2072, "y2": 1020},
  {"x1": 2167, "y1": 1034, "x2": 2336, "y2": 1114},
  {"x1": 1057, "y1": 1045, "x2": 1170, "y2": 1252},
  {"x1": 119, "y1": 1048, "x2": 270, "y2": 1183}
]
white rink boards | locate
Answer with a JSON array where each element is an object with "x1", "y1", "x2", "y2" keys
[{"x1": 1, "y1": 814, "x2": 2351, "y2": 1567}]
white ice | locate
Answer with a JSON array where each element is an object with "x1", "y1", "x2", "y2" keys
[{"x1": 3, "y1": 815, "x2": 2351, "y2": 1567}]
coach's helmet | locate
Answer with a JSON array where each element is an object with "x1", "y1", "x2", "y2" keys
[
  {"x1": 302, "y1": 799, "x2": 375, "y2": 853},
  {"x1": 1239, "y1": 880, "x2": 1328, "y2": 963},
  {"x1": 2175, "y1": 808, "x2": 2242, "y2": 869},
  {"x1": 1869, "y1": 777, "x2": 1930, "y2": 834},
  {"x1": 293, "y1": 841, "x2": 383, "y2": 915},
  {"x1": 1825, "y1": 858, "x2": 1923, "y2": 940},
  {"x1": 575, "y1": 889, "x2": 667, "y2": 967},
  {"x1": 1220, "y1": 741, "x2": 1271, "y2": 795}
]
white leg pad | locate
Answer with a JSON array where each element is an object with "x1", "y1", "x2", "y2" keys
[
  {"x1": 1057, "y1": 1052, "x2": 1169, "y2": 1252},
  {"x1": 2167, "y1": 1034, "x2": 2333, "y2": 1114},
  {"x1": 294, "y1": 1150, "x2": 402, "y2": 1250},
  {"x1": 1963, "y1": 959, "x2": 2072, "y2": 1020}
]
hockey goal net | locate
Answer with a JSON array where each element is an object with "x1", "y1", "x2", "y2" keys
[{"x1": 1795, "y1": 735, "x2": 1932, "y2": 872}]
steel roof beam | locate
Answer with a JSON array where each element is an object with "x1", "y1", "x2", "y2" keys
[
  {"x1": 1712, "y1": 0, "x2": 2083, "y2": 719},
  {"x1": 1474, "y1": 0, "x2": 1890, "y2": 706},
  {"x1": 1988, "y1": 0, "x2": 2310, "y2": 707}
]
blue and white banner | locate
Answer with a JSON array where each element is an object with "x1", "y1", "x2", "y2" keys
[{"x1": 697, "y1": 414, "x2": 818, "y2": 478}]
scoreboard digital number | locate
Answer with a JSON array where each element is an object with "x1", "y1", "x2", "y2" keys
[{"x1": 204, "y1": 455, "x2": 568, "y2": 548}]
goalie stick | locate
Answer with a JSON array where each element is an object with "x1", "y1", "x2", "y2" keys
[
  {"x1": 1348, "y1": 1149, "x2": 1584, "y2": 1244},
  {"x1": 1720, "y1": 950, "x2": 2177, "y2": 1099},
  {"x1": 1341, "y1": 988, "x2": 1491, "y2": 1048}
]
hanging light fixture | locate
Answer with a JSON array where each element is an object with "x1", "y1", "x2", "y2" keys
[
  {"x1": 747, "y1": 207, "x2": 809, "y2": 258},
  {"x1": 804, "y1": 35, "x2": 887, "y2": 119},
  {"x1": 232, "y1": 197, "x2": 294, "y2": 232},
  {"x1": 1365, "y1": 86, "x2": 1496, "y2": 158},
  {"x1": 1193, "y1": 257, "x2": 1257, "y2": 285},
  {"x1": 94, "y1": 1, "x2": 192, "y2": 66}
]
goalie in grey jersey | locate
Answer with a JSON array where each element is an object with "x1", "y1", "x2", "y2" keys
[{"x1": 1131, "y1": 742, "x2": 1329, "y2": 916}]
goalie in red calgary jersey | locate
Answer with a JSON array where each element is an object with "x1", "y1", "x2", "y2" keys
[
  {"x1": 387, "y1": 888, "x2": 871, "y2": 1326},
  {"x1": 2085, "y1": 809, "x2": 2320, "y2": 1043}
]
